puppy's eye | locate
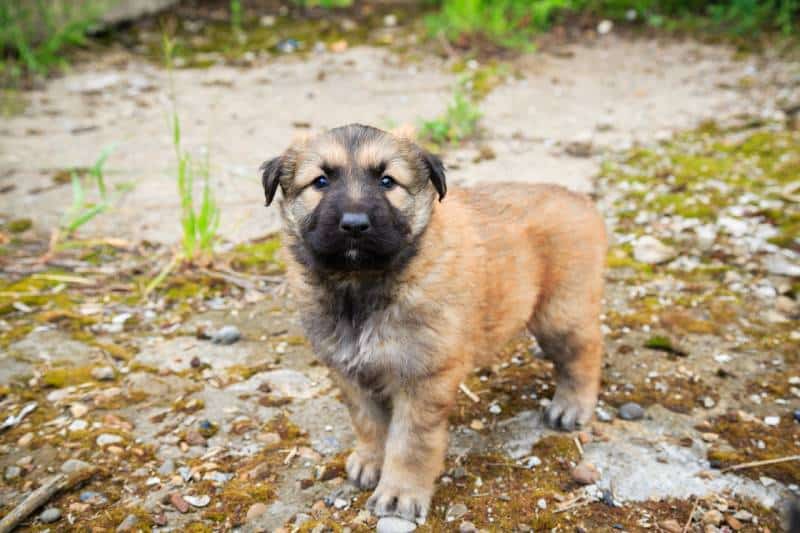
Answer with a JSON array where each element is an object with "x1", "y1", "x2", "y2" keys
[
  {"x1": 312, "y1": 176, "x2": 329, "y2": 190},
  {"x1": 379, "y1": 175, "x2": 395, "y2": 190}
]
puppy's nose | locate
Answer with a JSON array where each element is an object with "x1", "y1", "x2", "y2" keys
[{"x1": 339, "y1": 212, "x2": 371, "y2": 235}]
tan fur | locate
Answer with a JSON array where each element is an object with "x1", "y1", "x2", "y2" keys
[{"x1": 269, "y1": 127, "x2": 606, "y2": 524}]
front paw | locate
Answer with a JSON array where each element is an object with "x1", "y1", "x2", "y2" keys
[
  {"x1": 346, "y1": 449, "x2": 382, "y2": 489},
  {"x1": 544, "y1": 384, "x2": 596, "y2": 431},
  {"x1": 366, "y1": 480, "x2": 432, "y2": 524}
]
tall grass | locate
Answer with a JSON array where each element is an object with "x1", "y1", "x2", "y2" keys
[
  {"x1": 420, "y1": 80, "x2": 483, "y2": 147},
  {"x1": 0, "y1": 1, "x2": 106, "y2": 81},
  {"x1": 164, "y1": 36, "x2": 220, "y2": 262},
  {"x1": 61, "y1": 145, "x2": 116, "y2": 237}
]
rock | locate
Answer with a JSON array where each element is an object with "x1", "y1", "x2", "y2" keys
[
  {"x1": 70, "y1": 402, "x2": 89, "y2": 418},
  {"x1": 377, "y1": 517, "x2": 417, "y2": 533},
  {"x1": 61, "y1": 459, "x2": 92, "y2": 474},
  {"x1": 333, "y1": 497, "x2": 349, "y2": 509},
  {"x1": 158, "y1": 459, "x2": 175, "y2": 476},
  {"x1": 537, "y1": 498, "x2": 547, "y2": 510},
  {"x1": 725, "y1": 515, "x2": 743, "y2": 530},
  {"x1": 184, "y1": 494, "x2": 211, "y2": 507},
  {"x1": 470, "y1": 419, "x2": 484, "y2": 431},
  {"x1": 459, "y1": 521, "x2": 477, "y2": 533},
  {"x1": 524, "y1": 456, "x2": 542, "y2": 468},
  {"x1": 40, "y1": 507, "x2": 62, "y2": 523},
  {"x1": 765, "y1": 254, "x2": 800, "y2": 277},
  {"x1": 618, "y1": 402, "x2": 645, "y2": 421},
  {"x1": 246, "y1": 502, "x2": 268, "y2": 522},
  {"x1": 446, "y1": 502, "x2": 468, "y2": 522},
  {"x1": 489, "y1": 404, "x2": 502, "y2": 415},
  {"x1": 732, "y1": 510, "x2": 752, "y2": 522},
  {"x1": 211, "y1": 325, "x2": 241, "y2": 345},
  {"x1": 764, "y1": 416, "x2": 780, "y2": 426},
  {"x1": 184, "y1": 429, "x2": 207, "y2": 446},
  {"x1": 571, "y1": 461, "x2": 600, "y2": 485},
  {"x1": 565, "y1": 132, "x2": 594, "y2": 157},
  {"x1": 17, "y1": 432, "x2": 33, "y2": 448},
  {"x1": 703, "y1": 509, "x2": 723, "y2": 526},
  {"x1": 4, "y1": 465, "x2": 21, "y2": 480},
  {"x1": 96, "y1": 434, "x2": 123, "y2": 446},
  {"x1": 794, "y1": 409, "x2": 800, "y2": 423},
  {"x1": 597, "y1": 19, "x2": 614, "y2": 34},
  {"x1": 69, "y1": 419, "x2": 88, "y2": 432},
  {"x1": 92, "y1": 366, "x2": 116, "y2": 381},
  {"x1": 116, "y1": 514, "x2": 138, "y2": 532},
  {"x1": 596, "y1": 407, "x2": 613, "y2": 422},
  {"x1": 660, "y1": 519, "x2": 682, "y2": 533},
  {"x1": 170, "y1": 492, "x2": 190, "y2": 513},
  {"x1": 80, "y1": 491, "x2": 108, "y2": 505},
  {"x1": 633, "y1": 236, "x2": 678, "y2": 264}
]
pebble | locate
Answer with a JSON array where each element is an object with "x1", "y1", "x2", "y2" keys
[
  {"x1": 489, "y1": 404, "x2": 502, "y2": 415},
  {"x1": 459, "y1": 521, "x2": 477, "y2": 533},
  {"x1": 158, "y1": 458, "x2": 175, "y2": 476},
  {"x1": 632, "y1": 235, "x2": 678, "y2": 264},
  {"x1": 524, "y1": 455, "x2": 542, "y2": 468},
  {"x1": 116, "y1": 514, "x2": 138, "y2": 532},
  {"x1": 70, "y1": 402, "x2": 89, "y2": 418},
  {"x1": 446, "y1": 502, "x2": 468, "y2": 522},
  {"x1": 725, "y1": 515, "x2": 743, "y2": 530},
  {"x1": 732, "y1": 510, "x2": 753, "y2": 522},
  {"x1": 69, "y1": 419, "x2": 88, "y2": 432},
  {"x1": 40, "y1": 507, "x2": 62, "y2": 523},
  {"x1": 764, "y1": 416, "x2": 780, "y2": 426},
  {"x1": 597, "y1": 19, "x2": 614, "y2": 34},
  {"x1": 211, "y1": 325, "x2": 241, "y2": 345},
  {"x1": 4, "y1": 465, "x2": 21, "y2": 480},
  {"x1": 537, "y1": 498, "x2": 547, "y2": 510},
  {"x1": 660, "y1": 519, "x2": 682, "y2": 533},
  {"x1": 96, "y1": 433, "x2": 123, "y2": 446},
  {"x1": 571, "y1": 461, "x2": 600, "y2": 485},
  {"x1": 703, "y1": 509, "x2": 723, "y2": 526},
  {"x1": 92, "y1": 366, "x2": 116, "y2": 381},
  {"x1": 596, "y1": 407, "x2": 614, "y2": 422},
  {"x1": 17, "y1": 432, "x2": 33, "y2": 447},
  {"x1": 170, "y1": 492, "x2": 190, "y2": 513},
  {"x1": 246, "y1": 502, "x2": 268, "y2": 522},
  {"x1": 80, "y1": 490, "x2": 108, "y2": 505},
  {"x1": 376, "y1": 517, "x2": 417, "y2": 533},
  {"x1": 794, "y1": 409, "x2": 800, "y2": 423},
  {"x1": 184, "y1": 494, "x2": 211, "y2": 507},
  {"x1": 333, "y1": 497, "x2": 349, "y2": 510},
  {"x1": 618, "y1": 402, "x2": 645, "y2": 421},
  {"x1": 61, "y1": 459, "x2": 92, "y2": 474}
]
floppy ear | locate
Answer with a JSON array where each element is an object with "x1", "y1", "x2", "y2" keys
[
  {"x1": 421, "y1": 150, "x2": 447, "y2": 201},
  {"x1": 260, "y1": 156, "x2": 283, "y2": 207}
]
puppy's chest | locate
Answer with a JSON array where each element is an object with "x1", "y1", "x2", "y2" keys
[{"x1": 302, "y1": 285, "x2": 433, "y2": 389}]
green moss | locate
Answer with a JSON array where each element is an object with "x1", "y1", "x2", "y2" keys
[
  {"x1": 7, "y1": 218, "x2": 32, "y2": 233},
  {"x1": 229, "y1": 236, "x2": 284, "y2": 274},
  {"x1": 41, "y1": 366, "x2": 97, "y2": 388}
]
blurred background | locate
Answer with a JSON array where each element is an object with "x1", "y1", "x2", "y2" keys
[{"x1": 0, "y1": 1, "x2": 799, "y2": 532}]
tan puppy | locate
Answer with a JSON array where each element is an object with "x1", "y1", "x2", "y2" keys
[{"x1": 261, "y1": 124, "x2": 606, "y2": 523}]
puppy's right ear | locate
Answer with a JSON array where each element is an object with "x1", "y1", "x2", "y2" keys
[{"x1": 260, "y1": 156, "x2": 284, "y2": 207}]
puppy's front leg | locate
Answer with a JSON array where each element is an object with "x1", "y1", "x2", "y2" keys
[
  {"x1": 367, "y1": 375, "x2": 458, "y2": 524},
  {"x1": 337, "y1": 377, "x2": 390, "y2": 490}
]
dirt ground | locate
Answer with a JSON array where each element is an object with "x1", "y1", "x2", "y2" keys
[{"x1": 1, "y1": 5, "x2": 799, "y2": 533}]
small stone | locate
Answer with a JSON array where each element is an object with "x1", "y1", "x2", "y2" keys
[
  {"x1": 633, "y1": 236, "x2": 678, "y2": 265},
  {"x1": 257, "y1": 431, "x2": 281, "y2": 446},
  {"x1": 660, "y1": 519, "x2": 682, "y2": 533},
  {"x1": 211, "y1": 325, "x2": 241, "y2": 345},
  {"x1": 384, "y1": 14, "x2": 397, "y2": 27},
  {"x1": 17, "y1": 432, "x2": 33, "y2": 448},
  {"x1": 618, "y1": 402, "x2": 645, "y2": 421},
  {"x1": 571, "y1": 461, "x2": 600, "y2": 485},
  {"x1": 578, "y1": 431, "x2": 592, "y2": 444},
  {"x1": 80, "y1": 490, "x2": 108, "y2": 505},
  {"x1": 764, "y1": 416, "x2": 780, "y2": 426},
  {"x1": 489, "y1": 404, "x2": 502, "y2": 415},
  {"x1": 69, "y1": 402, "x2": 89, "y2": 418},
  {"x1": 537, "y1": 498, "x2": 547, "y2": 510},
  {"x1": 703, "y1": 509, "x2": 723, "y2": 526},
  {"x1": 4, "y1": 465, "x2": 21, "y2": 480},
  {"x1": 701, "y1": 396, "x2": 716, "y2": 409},
  {"x1": 40, "y1": 507, "x2": 62, "y2": 523},
  {"x1": 246, "y1": 502, "x2": 268, "y2": 522},
  {"x1": 452, "y1": 466, "x2": 467, "y2": 479},
  {"x1": 725, "y1": 515, "x2": 743, "y2": 530},
  {"x1": 61, "y1": 459, "x2": 92, "y2": 474},
  {"x1": 91, "y1": 366, "x2": 115, "y2": 381},
  {"x1": 732, "y1": 510, "x2": 752, "y2": 522},
  {"x1": 152, "y1": 512, "x2": 168, "y2": 526},
  {"x1": 184, "y1": 494, "x2": 211, "y2": 507},
  {"x1": 597, "y1": 19, "x2": 613, "y2": 34},
  {"x1": 170, "y1": 492, "x2": 190, "y2": 513},
  {"x1": 184, "y1": 429, "x2": 207, "y2": 446},
  {"x1": 794, "y1": 409, "x2": 800, "y2": 423},
  {"x1": 469, "y1": 419, "x2": 484, "y2": 431},
  {"x1": 446, "y1": 502, "x2": 468, "y2": 522},
  {"x1": 596, "y1": 407, "x2": 613, "y2": 422},
  {"x1": 459, "y1": 521, "x2": 477, "y2": 533},
  {"x1": 96, "y1": 433, "x2": 123, "y2": 446},
  {"x1": 524, "y1": 456, "x2": 542, "y2": 468},
  {"x1": 333, "y1": 497, "x2": 348, "y2": 510},
  {"x1": 565, "y1": 132, "x2": 594, "y2": 157},
  {"x1": 158, "y1": 459, "x2": 175, "y2": 476},
  {"x1": 377, "y1": 517, "x2": 417, "y2": 533},
  {"x1": 116, "y1": 514, "x2": 138, "y2": 532},
  {"x1": 68, "y1": 419, "x2": 88, "y2": 432}
]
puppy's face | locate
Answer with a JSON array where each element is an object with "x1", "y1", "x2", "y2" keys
[{"x1": 262, "y1": 124, "x2": 446, "y2": 273}]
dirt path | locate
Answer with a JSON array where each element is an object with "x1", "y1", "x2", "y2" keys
[{"x1": 1, "y1": 35, "x2": 792, "y2": 244}]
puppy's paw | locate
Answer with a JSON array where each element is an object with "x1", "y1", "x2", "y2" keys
[
  {"x1": 545, "y1": 385, "x2": 596, "y2": 431},
  {"x1": 366, "y1": 480, "x2": 431, "y2": 524},
  {"x1": 346, "y1": 449, "x2": 382, "y2": 490}
]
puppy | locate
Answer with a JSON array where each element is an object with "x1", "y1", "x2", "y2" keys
[{"x1": 261, "y1": 124, "x2": 606, "y2": 523}]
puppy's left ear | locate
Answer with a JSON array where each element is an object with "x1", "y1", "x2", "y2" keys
[
  {"x1": 260, "y1": 156, "x2": 284, "y2": 207},
  {"x1": 421, "y1": 150, "x2": 447, "y2": 201}
]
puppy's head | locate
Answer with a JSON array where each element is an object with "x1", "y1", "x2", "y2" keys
[{"x1": 261, "y1": 124, "x2": 446, "y2": 273}]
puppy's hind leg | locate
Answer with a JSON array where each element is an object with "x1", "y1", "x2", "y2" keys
[{"x1": 530, "y1": 300, "x2": 603, "y2": 431}]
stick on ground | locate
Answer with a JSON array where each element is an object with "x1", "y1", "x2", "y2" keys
[
  {"x1": 721, "y1": 454, "x2": 800, "y2": 473},
  {"x1": 0, "y1": 466, "x2": 96, "y2": 533}
]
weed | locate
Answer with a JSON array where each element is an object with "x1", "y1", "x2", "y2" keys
[
  {"x1": 292, "y1": 0, "x2": 353, "y2": 8},
  {"x1": 60, "y1": 145, "x2": 118, "y2": 237},
  {"x1": 163, "y1": 35, "x2": 221, "y2": 262},
  {"x1": 230, "y1": 0, "x2": 243, "y2": 34},
  {"x1": 420, "y1": 82, "x2": 483, "y2": 147}
]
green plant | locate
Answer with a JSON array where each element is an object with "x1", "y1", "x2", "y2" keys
[
  {"x1": 420, "y1": 84, "x2": 483, "y2": 147},
  {"x1": 61, "y1": 145, "x2": 117, "y2": 236},
  {"x1": 292, "y1": 0, "x2": 353, "y2": 8},
  {"x1": 164, "y1": 35, "x2": 220, "y2": 261},
  {"x1": 0, "y1": 1, "x2": 106, "y2": 81},
  {"x1": 230, "y1": 0, "x2": 243, "y2": 34}
]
